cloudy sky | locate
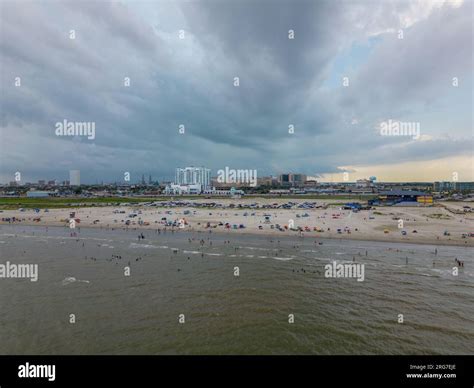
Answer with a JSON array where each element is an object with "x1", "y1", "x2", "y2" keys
[{"x1": 0, "y1": 0, "x2": 472, "y2": 184}]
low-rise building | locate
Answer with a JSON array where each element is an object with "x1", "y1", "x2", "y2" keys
[
  {"x1": 26, "y1": 190, "x2": 57, "y2": 198},
  {"x1": 454, "y1": 182, "x2": 474, "y2": 192},
  {"x1": 203, "y1": 187, "x2": 245, "y2": 196},
  {"x1": 433, "y1": 181, "x2": 454, "y2": 191},
  {"x1": 278, "y1": 173, "x2": 307, "y2": 186},
  {"x1": 369, "y1": 190, "x2": 432, "y2": 206},
  {"x1": 164, "y1": 184, "x2": 202, "y2": 195}
]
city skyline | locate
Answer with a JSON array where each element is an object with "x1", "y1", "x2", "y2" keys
[
  {"x1": 1, "y1": 0, "x2": 472, "y2": 184},
  {"x1": 3, "y1": 166, "x2": 473, "y2": 187}
]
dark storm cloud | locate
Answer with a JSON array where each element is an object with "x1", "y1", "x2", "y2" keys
[{"x1": 0, "y1": 0, "x2": 471, "y2": 183}]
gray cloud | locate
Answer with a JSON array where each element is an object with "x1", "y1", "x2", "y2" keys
[{"x1": 0, "y1": 0, "x2": 471, "y2": 183}]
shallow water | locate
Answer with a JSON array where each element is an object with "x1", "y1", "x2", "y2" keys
[{"x1": 0, "y1": 225, "x2": 472, "y2": 354}]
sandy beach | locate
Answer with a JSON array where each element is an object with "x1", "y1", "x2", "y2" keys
[{"x1": 1, "y1": 199, "x2": 473, "y2": 247}]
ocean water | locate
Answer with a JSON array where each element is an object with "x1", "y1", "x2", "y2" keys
[{"x1": 0, "y1": 225, "x2": 472, "y2": 355}]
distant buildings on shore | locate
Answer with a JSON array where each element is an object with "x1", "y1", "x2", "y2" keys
[
  {"x1": 2, "y1": 166, "x2": 474, "y2": 201},
  {"x1": 69, "y1": 170, "x2": 80, "y2": 186},
  {"x1": 278, "y1": 173, "x2": 307, "y2": 186},
  {"x1": 434, "y1": 181, "x2": 474, "y2": 192},
  {"x1": 356, "y1": 178, "x2": 376, "y2": 188},
  {"x1": 166, "y1": 166, "x2": 211, "y2": 194},
  {"x1": 175, "y1": 167, "x2": 211, "y2": 189},
  {"x1": 369, "y1": 190, "x2": 433, "y2": 206},
  {"x1": 168, "y1": 166, "x2": 242, "y2": 195},
  {"x1": 26, "y1": 190, "x2": 57, "y2": 198}
]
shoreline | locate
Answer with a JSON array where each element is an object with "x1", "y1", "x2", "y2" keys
[
  {"x1": 1, "y1": 199, "x2": 472, "y2": 248},
  {"x1": 1, "y1": 217, "x2": 473, "y2": 249}
]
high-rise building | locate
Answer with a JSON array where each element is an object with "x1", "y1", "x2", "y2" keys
[
  {"x1": 175, "y1": 167, "x2": 211, "y2": 189},
  {"x1": 69, "y1": 170, "x2": 80, "y2": 186},
  {"x1": 278, "y1": 173, "x2": 307, "y2": 186},
  {"x1": 279, "y1": 174, "x2": 290, "y2": 184}
]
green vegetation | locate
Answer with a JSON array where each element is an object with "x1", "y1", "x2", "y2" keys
[
  {"x1": 0, "y1": 197, "x2": 160, "y2": 209},
  {"x1": 0, "y1": 195, "x2": 243, "y2": 209}
]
